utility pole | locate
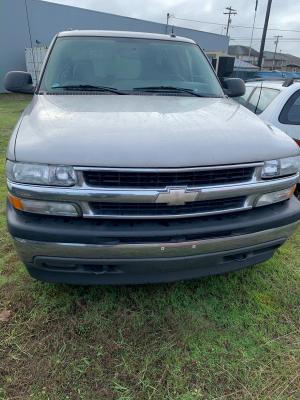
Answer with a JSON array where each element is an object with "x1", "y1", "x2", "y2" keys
[
  {"x1": 223, "y1": 6, "x2": 237, "y2": 37},
  {"x1": 257, "y1": 0, "x2": 272, "y2": 69},
  {"x1": 249, "y1": 0, "x2": 259, "y2": 58},
  {"x1": 166, "y1": 13, "x2": 170, "y2": 33},
  {"x1": 272, "y1": 35, "x2": 283, "y2": 69},
  {"x1": 279, "y1": 50, "x2": 283, "y2": 70},
  {"x1": 165, "y1": 13, "x2": 175, "y2": 34}
]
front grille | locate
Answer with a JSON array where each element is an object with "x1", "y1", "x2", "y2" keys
[
  {"x1": 83, "y1": 167, "x2": 255, "y2": 188},
  {"x1": 90, "y1": 197, "x2": 246, "y2": 217}
]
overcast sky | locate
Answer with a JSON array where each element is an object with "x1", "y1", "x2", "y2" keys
[{"x1": 43, "y1": 0, "x2": 300, "y2": 57}]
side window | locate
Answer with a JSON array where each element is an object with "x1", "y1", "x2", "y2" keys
[
  {"x1": 235, "y1": 86, "x2": 255, "y2": 106},
  {"x1": 279, "y1": 90, "x2": 300, "y2": 125},
  {"x1": 247, "y1": 87, "x2": 280, "y2": 114}
]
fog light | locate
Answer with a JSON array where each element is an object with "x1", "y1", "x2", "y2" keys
[
  {"x1": 8, "y1": 193, "x2": 80, "y2": 217},
  {"x1": 256, "y1": 185, "x2": 296, "y2": 207}
]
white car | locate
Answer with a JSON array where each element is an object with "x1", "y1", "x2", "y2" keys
[{"x1": 236, "y1": 79, "x2": 300, "y2": 145}]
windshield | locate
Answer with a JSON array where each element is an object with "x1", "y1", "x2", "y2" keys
[{"x1": 40, "y1": 36, "x2": 223, "y2": 97}]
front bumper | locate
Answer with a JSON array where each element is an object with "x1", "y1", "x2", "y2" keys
[{"x1": 7, "y1": 198, "x2": 300, "y2": 284}]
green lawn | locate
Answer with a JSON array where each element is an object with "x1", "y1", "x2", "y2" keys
[{"x1": 1, "y1": 94, "x2": 300, "y2": 400}]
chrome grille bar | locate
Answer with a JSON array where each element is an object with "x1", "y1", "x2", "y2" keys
[{"x1": 7, "y1": 164, "x2": 299, "y2": 220}]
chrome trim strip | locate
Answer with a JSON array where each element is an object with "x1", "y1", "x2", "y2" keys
[
  {"x1": 13, "y1": 221, "x2": 299, "y2": 263},
  {"x1": 81, "y1": 205, "x2": 252, "y2": 220},
  {"x1": 7, "y1": 174, "x2": 299, "y2": 204},
  {"x1": 73, "y1": 162, "x2": 263, "y2": 173},
  {"x1": 7, "y1": 165, "x2": 299, "y2": 219}
]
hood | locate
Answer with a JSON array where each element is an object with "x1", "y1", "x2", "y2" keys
[{"x1": 12, "y1": 94, "x2": 299, "y2": 167}]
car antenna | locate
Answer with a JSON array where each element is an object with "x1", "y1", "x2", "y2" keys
[{"x1": 254, "y1": 81, "x2": 263, "y2": 115}]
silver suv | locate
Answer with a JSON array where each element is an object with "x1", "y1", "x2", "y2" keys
[{"x1": 4, "y1": 31, "x2": 300, "y2": 284}]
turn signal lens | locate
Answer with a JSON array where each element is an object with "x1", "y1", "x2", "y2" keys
[
  {"x1": 256, "y1": 185, "x2": 296, "y2": 207},
  {"x1": 7, "y1": 193, "x2": 24, "y2": 211},
  {"x1": 8, "y1": 193, "x2": 79, "y2": 217}
]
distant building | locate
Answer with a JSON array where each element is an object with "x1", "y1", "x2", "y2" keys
[
  {"x1": 228, "y1": 45, "x2": 259, "y2": 65},
  {"x1": 231, "y1": 59, "x2": 259, "y2": 80},
  {"x1": 0, "y1": 0, "x2": 229, "y2": 92},
  {"x1": 229, "y1": 45, "x2": 300, "y2": 71},
  {"x1": 286, "y1": 63, "x2": 300, "y2": 72},
  {"x1": 262, "y1": 51, "x2": 287, "y2": 70}
]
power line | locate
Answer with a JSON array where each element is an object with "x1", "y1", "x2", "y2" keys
[
  {"x1": 231, "y1": 37, "x2": 300, "y2": 40},
  {"x1": 171, "y1": 16, "x2": 300, "y2": 33},
  {"x1": 231, "y1": 24, "x2": 300, "y2": 32},
  {"x1": 172, "y1": 16, "x2": 225, "y2": 27},
  {"x1": 230, "y1": 38, "x2": 300, "y2": 42}
]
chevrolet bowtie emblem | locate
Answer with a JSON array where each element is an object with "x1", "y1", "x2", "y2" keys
[{"x1": 155, "y1": 187, "x2": 199, "y2": 206}]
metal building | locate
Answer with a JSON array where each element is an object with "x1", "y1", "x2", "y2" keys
[{"x1": 0, "y1": 0, "x2": 229, "y2": 92}]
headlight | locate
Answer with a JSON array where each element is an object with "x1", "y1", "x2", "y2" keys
[
  {"x1": 6, "y1": 161, "x2": 76, "y2": 186},
  {"x1": 262, "y1": 156, "x2": 300, "y2": 179}
]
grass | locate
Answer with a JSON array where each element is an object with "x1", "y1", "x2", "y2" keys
[{"x1": 0, "y1": 93, "x2": 300, "y2": 400}]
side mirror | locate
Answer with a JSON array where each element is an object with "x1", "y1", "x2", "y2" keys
[
  {"x1": 4, "y1": 71, "x2": 35, "y2": 94},
  {"x1": 222, "y1": 78, "x2": 245, "y2": 98}
]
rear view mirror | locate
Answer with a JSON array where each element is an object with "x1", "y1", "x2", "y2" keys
[
  {"x1": 4, "y1": 71, "x2": 35, "y2": 94},
  {"x1": 222, "y1": 78, "x2": 245, "y2": 98}
]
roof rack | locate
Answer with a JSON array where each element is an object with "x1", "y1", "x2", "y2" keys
[
  {"x1": 282, "y1": 78, "x2": 294, "y2": 87},
  {"x1": 246, "y1": 77, "x2": 285, "y2": 83},
  {"x1": 246, "y1": 77, "x2": 300, "y2": 84}
]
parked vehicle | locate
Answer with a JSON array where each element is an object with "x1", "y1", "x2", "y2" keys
[
  {"x1": 235, "y1": 78, "x2": 300, "y2": 197},
  {"x1": 252, "y1": 71, "x2": 300, "y2": 80},
  {"x1": 4, "y1": 31, "x2": 300, "y2": 284},
  {"x1": 236, "y1": 79, "x2": 300, "y2": 145},
  {"x1": 233, "y1": 70, "x2": 300, "y2": 82}
]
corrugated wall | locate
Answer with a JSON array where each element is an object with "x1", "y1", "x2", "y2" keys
[{"x1": 0, "y1": 0, "x2": 229, "y2": 92}]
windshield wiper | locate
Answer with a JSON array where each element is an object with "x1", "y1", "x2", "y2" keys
[
  {"x1": 51, "y1": 85, "x2": 125, "y2": 95},
  {"x1": 132, "y1": 86, "x2": 217, "y2": 97}
]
